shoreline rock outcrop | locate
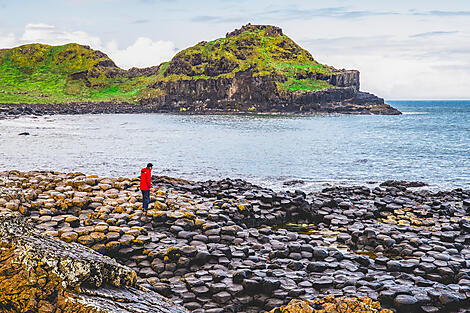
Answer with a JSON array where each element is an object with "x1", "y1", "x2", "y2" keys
[
  {"x1": 2, "y1": 170, "x2": 469, "y2": 312},
  {"x1": 269, "y1": 296, "x2": 392, "y2": 313},
  {"x1": 0, "y1": 211, "x2": 188, "y2": 313}
]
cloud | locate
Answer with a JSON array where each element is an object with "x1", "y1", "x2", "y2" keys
[
  {"x1": 0, "y1": 32, "x2": 16, "y2": 48},
  {"x1": 414, "y1": 10, "x2": 470, "y2": 16},
  {"x1": 191, "y1": 7, "x2": 470, "y2": 25},
  {"x1": 253, "y1": 7, "x2": 398, "y2": 22},
  {"x1": 105, "y1": 37, "x2": 177, "y2": 69},
  {"x1": 300, "y1": 31, "x2": 470, "y2": 99},
  {"x1": 191, "y1": 7, "x2": 397, "y2": 24},
  {"x1": 67, "y1": 0, "x2": 117, "y2": 2},
  {"x1": 409, "y1": 31, "x2": 459, "y2": 38},
  {"x1": 191, "y1": 15, "x2": 222, "y2": 22},
  {"x1": 1, "y1": 23, "x2": 177, "y2": 69},
  {"x1": 190, "y1": 15, "x2": 249, "y2": 23},
  {"x1": 20, "y1": 23, "x2": 102, "y2": 47},
  {"x1": 279, "y1": 7, "x2": 397, "y2": 19}
]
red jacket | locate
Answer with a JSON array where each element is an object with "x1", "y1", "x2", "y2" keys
[{"x1": 140, "y1": 168, "x2": 152, "y2": 190}]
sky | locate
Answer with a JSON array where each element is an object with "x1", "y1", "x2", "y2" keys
[{"x1": 0, "y1": 0, "x2": 469, "y2": 100}]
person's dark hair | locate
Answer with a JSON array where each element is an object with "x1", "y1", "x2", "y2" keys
[{"x1": 147, "y1": 163, "x2": 153, "y2": 168}]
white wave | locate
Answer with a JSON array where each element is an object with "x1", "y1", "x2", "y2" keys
[{"x1": 401, "y1": 112, "x2": 429, "y2": 115}]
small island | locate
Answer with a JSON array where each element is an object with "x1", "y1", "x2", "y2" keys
[{"x1": 0, "y1": 24, "x2": 400, "y2": 116}]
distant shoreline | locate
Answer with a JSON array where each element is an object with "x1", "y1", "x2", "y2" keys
[{"x1": 0, "y1": 100, "x2": 401, "y2": 118}]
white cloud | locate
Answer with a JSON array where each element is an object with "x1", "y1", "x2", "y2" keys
[
  {"x1": 0, "y1": 32, "x2": 16, "y2": 48},
  {"x1": 20, "y1": 23, "x2": 103, "y2": 47},
  {"x1": 334, "y1": 55, "x2": 470, "y2": 100},
  {"x1": 302, "y1": 30, "x2": 470, "y2": 100},
  {"x1": 1, "y1": 23, "x2": 177, "y2": 69},
  {"x1": 105, "y1": 37, "x2": 177, "y2": 69}
]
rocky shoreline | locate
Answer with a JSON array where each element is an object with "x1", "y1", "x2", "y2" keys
[
  {"x1": 0, "y1": 102, "x2": 160, "y2": 118},
  {"x1": 0, "y1": 95, "x2": 400, "y2": 119},
  {"x1": 1, "y1": 171, "x2": 469, "y2": 312},
  {"x1": 0, "y1": 213, "x2": 187, "y2": 313}
]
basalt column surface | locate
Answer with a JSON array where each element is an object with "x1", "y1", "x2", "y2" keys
[
  {"x1": 1, "y1": 171, "x2": 470, "y2": 312},
  {"x1": 0, "y1": 211, "x2": 188, "y2": 313}
]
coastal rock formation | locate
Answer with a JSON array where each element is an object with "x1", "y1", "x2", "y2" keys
[
  {"x1": 0, "y1": 211, "x2": 187, "y2": 313},
  {"x1": 145, "y1": 24, "x2": 400, "y2": 115},
  {"x1": 3, "y1": 171, "x2": 469, "y2": 312},
  {"x1": 0, "y1": 24, "x2": 400, "y2": 115}
]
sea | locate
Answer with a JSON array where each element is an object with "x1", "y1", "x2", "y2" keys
[{"x1": 1, "y1": 101, "x2": 469, "y2": 192}]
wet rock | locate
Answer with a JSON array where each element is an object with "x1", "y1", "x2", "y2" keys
[
  {"x1": 439, "y1": 291, "x2": 459, "y2": 306},
  {"x1": 307, "y1": 261, "x2": 327, "y2": 273},
  {"x1": 394, "y1": 294, "x2": 418, "y2": 309},
  {"x1": 313, "y1": 247, "x2": 328, "y2": 260},
  {"x1": 213, "y1": 291, "x2": 232, "y2": 304},
  {"x1": 313, "y1": 277, "x2": 333, "y2": 289},
  {"x1": 192, "y1": 285, "x2": 210, "y2": 296},
  {"x1": 387, "y1": 260, "x2": 401, "y2": 272},
  {"x1": 242, "y1": 279, "x2": 260, "y2": 293}
]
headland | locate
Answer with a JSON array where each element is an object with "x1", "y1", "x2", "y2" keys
[{"x1": 0, "y1": 24, "x2": 400, "y2": 116}]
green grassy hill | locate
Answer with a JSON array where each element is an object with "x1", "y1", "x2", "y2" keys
[
  {"x1": 0, "y1": 43, "x2": 156, "y2": 104},
  {"x1": 159, "y1": 24, "x2": 335, "y2": 93},
  {"x1": 0, "y1": 24, "x2": 342, "y2": 105}
]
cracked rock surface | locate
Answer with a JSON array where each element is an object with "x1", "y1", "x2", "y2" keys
[{"x1": 2, "y1": 170, "x2": 470, "y2": 312}]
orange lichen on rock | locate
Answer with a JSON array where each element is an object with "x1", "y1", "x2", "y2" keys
[
  {"x1": 269, "y1": 296, "x2": 393, "y2": 313},
  {"x1": 269, "y1": 299, "x2": 314, "y2": 313},
  {"x1": 0, "y1": 212, "x2": 188, "y2": 313}
]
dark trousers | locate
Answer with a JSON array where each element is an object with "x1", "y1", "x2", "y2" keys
[{"x1": 141, "y1": 190, "x2": 150, "y2": 212}]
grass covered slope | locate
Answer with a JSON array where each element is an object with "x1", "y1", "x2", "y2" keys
[
  {"x1": 0, "y1": 43, "x2": 155, "y2": 104},
  {"x1": 160, "y1": 24, "x2": 334, "y2": 93},
  {"x1": 0, "y1": 24, "x2": 367, "y2": 108}
]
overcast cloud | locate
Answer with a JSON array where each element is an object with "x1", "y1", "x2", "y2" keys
[{"x1": 0, "y1": 0, "x2": 469, "y2": 99}]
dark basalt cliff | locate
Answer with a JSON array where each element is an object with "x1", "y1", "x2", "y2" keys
[{"x1": 147, "y1": 75, "x2": 398, "y2": 115}]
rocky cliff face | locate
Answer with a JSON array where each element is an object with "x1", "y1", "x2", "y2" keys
[
  {"x1": 143, "y1": 24, "x2": 399, "y2": 115},
  {"x1": 146, "y1": 70, "x2": 398, "y2": 115},
  {"x1": 0, "y1": 211, "x2": 187, "y2": 313},
  {"x1": 0, "y1": 24, "x2": 400, "y2": 115}
]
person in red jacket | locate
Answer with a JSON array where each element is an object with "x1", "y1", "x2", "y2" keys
[{"x1": 140, "y1": 163, "x2": 153, "y2": 213}]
